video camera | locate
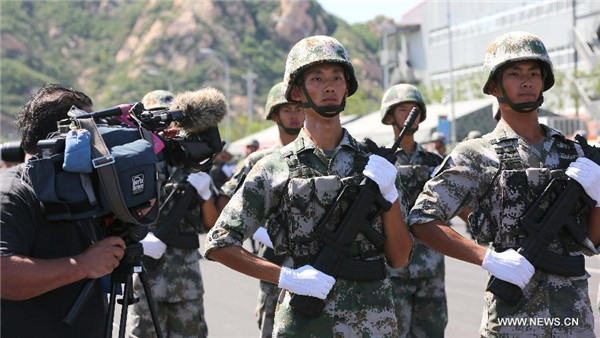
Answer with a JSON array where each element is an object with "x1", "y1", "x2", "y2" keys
[{"x1": 26, "y1": 88, "x2": 227, "y2": 241}]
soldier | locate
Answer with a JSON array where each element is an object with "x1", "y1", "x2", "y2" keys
[
  {"x1": 204, "y1": 35, "x2": 413, "y2": 336},
  {"x1": 429, "y1": 131, "x2": 447, "y2": 157},
  {"x1": 217, "y1": 81, "x2": 305, "y2": 338},
  {"x1": 127, "y1": 90, "x2": 218, "y2": 338},
  {"x1": 464, "y1": 130, "x2": 482, "y2": 141},
  {"x1": 379, "y1": 84, "x2": 446, "y2": 337},
  {"x1": 409, "y1": 31, "x2": 600, "y2": 337}
]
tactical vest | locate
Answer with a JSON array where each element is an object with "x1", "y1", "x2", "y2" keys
[
  {"x1": 390, "y1": 150, "x2": 444, "y2": 279},
  {"x1": 271, "y1": 143, "x2": 387, "y2": 281},
  {"x1": 468, "y1": 135, "x2": 588, "y2": 261},
  {"x1": 395, "y1": 151, "x2": 443, "y2": 209}
]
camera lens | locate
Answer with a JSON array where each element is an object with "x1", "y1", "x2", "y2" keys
[{"x1": 0, "y1": 141, "x2": 25, "y2": 163}]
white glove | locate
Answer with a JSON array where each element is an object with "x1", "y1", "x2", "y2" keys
[
  {"x1": 363, "y1": 154, "x2": 398, "y2": 203},
  {"x1": 187, "y1": 172, "x2": 212, "y2": 200},
  {"x1": 278, "y1": 265, "x2": 336, "y2": 300},
  {"x1": 140, "y1": 232, "x2": 167, "y2": 260},
  {"x1": 481, "y1": 248, "x2": 534, "y2": 290},
  {"x1": 252, "y1": 227, "x2": 273, "y2": 249},
  {"x1": 566, "y1": 157, "x2": 600, "y2": 207},
  {"x1": 222, "y1": 163, "x2": 236, "y2": 178}
]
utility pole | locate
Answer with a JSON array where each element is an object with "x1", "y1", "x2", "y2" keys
[
  {"x1": 242, "y1": 71, "x2": 258, "y2": 136},
  {"x1": 572, "y1": 0, "x2": 579, "y2": 116},
  {"x1": 447, "y1": 0, "x2": 457, "y2": 149}
]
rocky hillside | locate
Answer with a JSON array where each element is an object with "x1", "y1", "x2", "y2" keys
[{"x1": 1, "y1": 0, "x2": 393, "y2": 141}]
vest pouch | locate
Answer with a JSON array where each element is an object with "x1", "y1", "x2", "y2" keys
[{"x1": 28, "y1": 153, "x2": 101, "y2": 220}]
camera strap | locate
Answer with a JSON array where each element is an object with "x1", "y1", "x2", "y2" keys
[{"x1": 78, "y1": 117, "x2": 160, "y2": 226}]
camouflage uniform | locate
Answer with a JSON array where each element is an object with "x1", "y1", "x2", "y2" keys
[
  {"x1": 220, "y1": 81, "x2": 299, "y2": 338},
  {"x1": 220, "y1": 144, "x2": 284, "y2": 338},
  {"x1": 410, "y1": 31, "x2": 596, "y2": 338},
  {"x1": 389, "y1": 144, "x2": 445, "y2": 338},
  {"x1": 127, "y1": 90, "x2": 208, "y2": 338},
  {"x1": 380, "y1": 83, "x2": 447, "y2": 337},
  {"x1": 127, "y1": 244, "x2": 207, "y2": 338},
  {"x1": 409, "y1": 121, "x2": 595, "y2": 337},
  {"x1": 206, "y1": 128, "x2": 407, "y2": 337}
]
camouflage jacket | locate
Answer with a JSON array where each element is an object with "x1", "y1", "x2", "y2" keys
[
  {"x1": 408, "y1": 121, "x2": 596, "y2": 336},
  {"x1": 220, "y1": 145, "x2": 281, "y2": 199},
  {"x1": 134, "y1": 171, "x2": 215, "y2": 303},
  {"x1": 206, "y1": 128, "x2": 408, "y2": 259},
  {"x1": 205, "y1": 129, "x2": 409, "y2": 335},
  {"x1": 388, "y1": 142, "x2": 444, "y2": 279},
  {"x1": 135, "y1": 220, "x2": 204, "y2": 303}
]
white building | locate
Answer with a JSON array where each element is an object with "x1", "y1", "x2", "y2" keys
[{"x1": 382, "y1": 0, "x2": 600, "y2": 143}]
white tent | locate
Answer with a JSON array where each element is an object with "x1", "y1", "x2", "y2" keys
[{"x1": 343, "y1": 97, "x2": 496, "y2": 146}]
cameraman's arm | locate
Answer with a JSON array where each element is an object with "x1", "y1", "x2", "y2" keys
[{"x1": 1, "y1": 236, "x2": 125, "y2": 301}]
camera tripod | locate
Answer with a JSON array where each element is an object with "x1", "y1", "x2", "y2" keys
[
  {"x1": 63, "y1": 240, "x2": 163, "y2": 338},
  {"x1": 104, "y1": 241, "x2": 163, "y2": 338}
]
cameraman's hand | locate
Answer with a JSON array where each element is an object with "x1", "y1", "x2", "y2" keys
[
  {"x1": 74, "y1": 236, "x2": 125, "y2": 279},
  {"x1": 140, "y1": 232, "x2": 167, "y2": 260},
  {"x1": 187, "y1": 172, "x2": 212, "y2": 200}
]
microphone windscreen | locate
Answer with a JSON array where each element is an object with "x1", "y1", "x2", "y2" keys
[{"x1": 171, "y1": 87, "x2": 228, "y2": 134}]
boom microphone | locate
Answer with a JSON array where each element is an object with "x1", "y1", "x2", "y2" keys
[{"x1": 170, "y1": 87, "x2": 228, "y2": 134}]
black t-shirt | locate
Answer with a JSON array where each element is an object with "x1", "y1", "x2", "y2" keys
[{"x1": 1, "y1": 164, "x2": 107, "y2": 338}]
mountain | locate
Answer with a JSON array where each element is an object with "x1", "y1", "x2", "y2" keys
[{"x1": 1, "y1": 0, "x2": 391, "y2": 141}]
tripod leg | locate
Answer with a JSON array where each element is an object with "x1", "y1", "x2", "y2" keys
[
  {"x1": 138, "y1": 266, "x2": 164, "y2": 338},
  {"x1": 104, "y1": 281, "x2": 120, "y2": 338},
  {"x1": 117, "y1": 273, "x2": 135, "y2": 338}
]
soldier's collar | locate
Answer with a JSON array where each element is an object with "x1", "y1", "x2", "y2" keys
[
  {"x1": 540, "y1": 123, "x2": 566, "y2": 141},
  {"x1": 292, "y1": 128, "x2": 360, "y2": 154}
]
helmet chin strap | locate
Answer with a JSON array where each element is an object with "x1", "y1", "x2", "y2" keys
[
  {"x1": 277, "y1": 121, "x2": 301, "y2": 135},
  {"x1": 391, "y1": 115, "x2": 418, "y2": 135},
  {"x1": 299, "y1": 83, "x2": 346, "y2": 118},
  {"x1": 496, "y1": 74, "x2": 544, "y2": 114}
]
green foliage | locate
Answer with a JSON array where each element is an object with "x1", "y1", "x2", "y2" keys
[
  {"x1": 1, "y1": 1, "x2": 385, "y2": 143},
  {"x1": 345, "y1": 85, "x2": 382, "y2": 116},
  {"x1": 1, "y1": 59, "x2": 55, "y2": 116}
]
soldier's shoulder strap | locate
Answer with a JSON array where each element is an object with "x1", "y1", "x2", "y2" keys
[{"x1": 485, "y1": 134, "x2": 525, "y2": 171}]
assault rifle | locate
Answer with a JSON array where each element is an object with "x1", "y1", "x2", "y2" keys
[
  {"x1": 487, "y1": 135, "x2": 600, "y2": 306},
  {"x1": 289, "y1": 107, "x2": 420, "y2": 318},
  {"x1": 154, "y1": 168, "x2": 206, "y2": 250}
]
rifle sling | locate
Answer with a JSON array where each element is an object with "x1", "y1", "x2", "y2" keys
[{"x1": 293, "y1": 253, "x2": 386, "y2": 281}]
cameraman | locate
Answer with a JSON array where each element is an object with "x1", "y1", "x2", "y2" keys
[{"x1": 0, "y1": 84, "x2": 126, "y2": 337}]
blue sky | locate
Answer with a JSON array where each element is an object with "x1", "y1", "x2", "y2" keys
[{"x1": 317, "y1": 0, "x2": 421, "y2": 24}]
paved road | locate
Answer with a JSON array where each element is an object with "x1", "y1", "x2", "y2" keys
[{"x1": 115, "y1": 218, "x2": 600, "y2": 337}]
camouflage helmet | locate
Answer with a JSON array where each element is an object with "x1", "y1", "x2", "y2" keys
[
  {"x1": 430, "y1": 131, "x2": 446, "y2": 143},
  {"x1": 465, "y1": 130, "x2": 482, "y2": 140},
  {"x1": 380, "y1": 84, "x2": 426, "y2": 124},
  {"x1": 482, "y1": 31, "x2": 554, "y2": 94},
  {"x1": 263, "y1": 82, "x2": 288, "y2": 120},
  {"x1": 283, "y1": 35, "x2": 358, "y2": 103},
  {"x1": 142, "y1": 90, "x2": 174, "y2": 110}
]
